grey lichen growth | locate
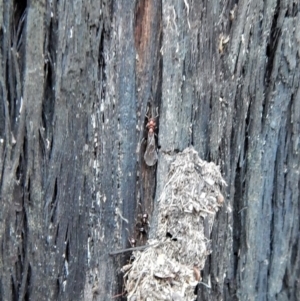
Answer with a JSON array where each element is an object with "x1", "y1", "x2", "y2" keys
[{"x1": 123, "y1": 147, "x2": 226, "y2": 300}]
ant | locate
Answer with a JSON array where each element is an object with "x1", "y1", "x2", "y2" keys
[
  {"x1": 127, "y1": 212, "x2": 150, "y2": 247},
  {"x1": 144, "y1": 107, "x2": 158, "y2": 166},
  {"x1": 126, "y1": 202, "x2": 150, "y2": 248},
  {"x1": 136, "y1": 213, "x2": 149, "y2": 239}
]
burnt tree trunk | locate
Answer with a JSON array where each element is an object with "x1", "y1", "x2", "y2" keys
[{"x1": 0, "y1": 0, "x2": 299, "y2": 301}]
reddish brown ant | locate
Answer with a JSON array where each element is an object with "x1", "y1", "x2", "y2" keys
[{"x1": 144, "y1": 107, "x2": 158, "y2": 166}]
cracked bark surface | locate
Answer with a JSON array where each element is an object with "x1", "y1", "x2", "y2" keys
[{"x1": 0, "y1": 0, "x2": 299, "y2": 301}]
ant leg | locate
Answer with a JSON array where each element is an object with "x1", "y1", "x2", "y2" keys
[
  {"x1": 141, "y1": 137, "x2": 146, "y2": 144},
  {"x1": 145, "y1": 106, "x2": 150, "y2": 120},
  {"x1": 151, "y1": 107, "x2": 159, "y2": 119}
]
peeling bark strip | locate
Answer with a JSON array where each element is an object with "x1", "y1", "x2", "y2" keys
[{"x1": 0, "y1": 0, "x2": 299, "y2": 301}]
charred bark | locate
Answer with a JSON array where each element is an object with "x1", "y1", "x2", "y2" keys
[{"x1": 0, "y1": 0, "x2": 299, "y2": 301}]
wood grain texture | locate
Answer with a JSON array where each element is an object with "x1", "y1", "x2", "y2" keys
[
  {"x1": 156, "y1": 0, "x2": 300, "y2": 300},
  {"x1": 0, "y1": 0, "x2": 299, "y2": 300}
]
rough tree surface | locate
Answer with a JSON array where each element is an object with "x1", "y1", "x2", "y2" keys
[
  {"x1": 0, "y1": 1, "x2": 299, "y2": 301},
  {"x1": 124, "y1": 147, "x2": 226, "y2": 300}
]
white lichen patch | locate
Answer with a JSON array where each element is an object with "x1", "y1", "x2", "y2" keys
[{"x1": 123, "y1": 147, "x2": 226, "y2": 301}]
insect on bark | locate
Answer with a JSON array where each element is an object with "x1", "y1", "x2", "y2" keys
[{"x1": 144, "y1": 108, "x2": 158, "y2": 166}]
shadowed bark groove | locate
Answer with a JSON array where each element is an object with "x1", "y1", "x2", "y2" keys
[{"x1": 0, "y1": 0, "x2": 299, "y2": 301}]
